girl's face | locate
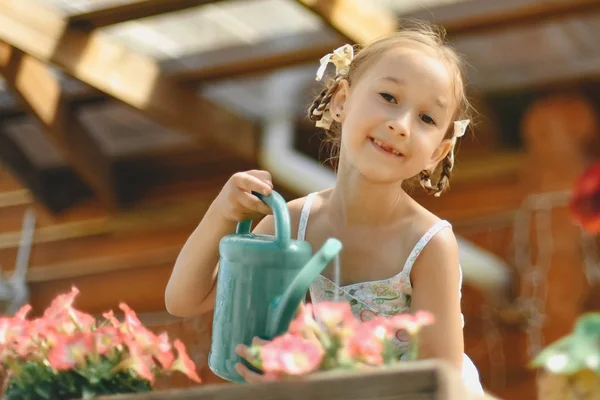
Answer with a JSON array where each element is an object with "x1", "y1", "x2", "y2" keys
[{"x1": 330, "y1": 47, "x2": 457, "y2": 184}]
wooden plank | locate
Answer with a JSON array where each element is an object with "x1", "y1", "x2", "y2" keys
[
  {"x1": 28, "y1": 262, "x2": 175, "y2": 314},
  {"x1": 408, "y1": 0, "x2": 600, "y2": 37},
  {"x1": 0, "y1": 198, "x2": 213, "y2": 250},
  {"x1": 165, "y1": 31, "x2": 345, "y2": 82},
  {"x1": 0, "y1": 189, "x2": 31, "y2": 208},
  {"x1": 24, "y1": 245, "x2": 182, "y2": 282},
  {"x1": 0, "y1": 43, "x2": 119, "y2": 208},
  {"x1": 0, "y1": 129, "x2": 91, "y2": 213},
  {"x1": 0, "y1": 225, "x2": 191, "y2": 271},
  {"x1": 295, "y1": 0, "x2": 398, "y2": 44},
  {"x1": 67, "y1": 0, "x2": 225, "y2": 29},
  {"x1": 0, "y1": 0, "x2": 257, "y2": 162},
  {"x1": 95, "y1": 360, "x2": 466, "y2": 399}
]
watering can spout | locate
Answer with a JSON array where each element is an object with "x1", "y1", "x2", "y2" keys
[{"x1": 268, "y1": 238, "x2": 343, "y2": 337}]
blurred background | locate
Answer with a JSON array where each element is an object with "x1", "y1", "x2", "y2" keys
[{"x1": 0, "y1": 0, "x2": 599, "y2": 398}]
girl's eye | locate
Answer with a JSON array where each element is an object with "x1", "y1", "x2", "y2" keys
[
  {"x1": 420, "y1": 114, "x2": 436, "y2": 125},
  {"x1": 379, "y1": 93, "x2": 397, "y2": 103}
]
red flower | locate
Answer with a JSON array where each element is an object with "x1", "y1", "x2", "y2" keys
[{"x1": 569, "y1": 162, "x2": 600, "y2": 233}]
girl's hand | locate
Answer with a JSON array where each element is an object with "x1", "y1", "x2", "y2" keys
[
  {"x1": 215, "y1": 170, "x2": 274, "y2": 222},
  {"x1": 234, "y1": 304, "x2": 315, "y2": 383},
  {"x1": 235, "y1": 337, "x2": 270, "y2": 383}
]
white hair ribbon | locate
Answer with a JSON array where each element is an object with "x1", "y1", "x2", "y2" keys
[
  {"x1": 453, "y1": 119, "x2": 470, "y2": 138},
  {"x1": 315, "y1": 44, "x2": 354, "y2": 81}
]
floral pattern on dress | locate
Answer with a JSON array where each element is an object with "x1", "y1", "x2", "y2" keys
[{"x1": 309, "y1": 271, "x2": 415, "y2": 356}]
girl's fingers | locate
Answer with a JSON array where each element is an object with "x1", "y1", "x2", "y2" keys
[
  {"x1": 234, "y1": 172, "x2": 272, "y2": 196},
  {"x1": 252, "y1": 336, "x2": 269, "y2": 346},
  {"x1": 246, "y1": 170, "x2": 273, "y2": 189},
  {"x1": 238, "y1": 191, "x2": 272, "y2": 215},
  {"x1": 235, "y1": 363, "x2": 264, "y2": 383},
  {"x1": 235, "y1": 344, "x2": 248, "y2": 358}
]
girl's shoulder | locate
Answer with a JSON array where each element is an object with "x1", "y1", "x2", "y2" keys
[
  {"x1": 282, "y1": 189, "x2": 332, "y2": 238},
  {"x1": 404, "y1": 201, "x2": 461, "y2": 286}
]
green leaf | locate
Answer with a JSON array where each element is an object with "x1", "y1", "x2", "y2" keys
[{"x1": 573, "y1": 313, "x2": 600, "y2": 340}]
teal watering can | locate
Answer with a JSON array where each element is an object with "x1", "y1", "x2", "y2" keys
[{"x1": 208, "y1": 190, "x2": 342, "y2": 383}]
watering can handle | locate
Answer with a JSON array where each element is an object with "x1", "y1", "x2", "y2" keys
[{"x1": 235, "y1": 190, "x2": 291, "y2": 249}]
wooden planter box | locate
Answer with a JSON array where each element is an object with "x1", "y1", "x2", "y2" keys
[{"x1": 97, "y1": 360, "x2": 485, "y2": 400}]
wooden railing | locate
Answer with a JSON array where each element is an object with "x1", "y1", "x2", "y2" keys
[{"x1": 96, "y1": 360, "x2": 497, "y2": 400}]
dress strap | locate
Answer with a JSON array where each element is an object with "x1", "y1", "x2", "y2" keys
[
  {"x1": 401, "y1": 220, "x2": 452, "y2": 283},
  {"x1": 297, "y1": 192, "x2": 317, "y2": 241}
]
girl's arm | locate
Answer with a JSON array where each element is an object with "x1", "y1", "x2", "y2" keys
[
  {"x1": 165, "y1": 210, "x2": 276, "y2": 317},
  {"x1": 164, "y1": 170, "x2": 275, "y2": 317},
  {"x1": 409, "y1": 228, "x2": 464, "y2": 370}
]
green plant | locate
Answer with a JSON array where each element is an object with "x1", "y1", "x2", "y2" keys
[
  {"x1": 531, "y1": 313, "x2": 600, "y2": 400},
  {"x1": 0, "y1": 287, "x2": 200, "y2": 399}
]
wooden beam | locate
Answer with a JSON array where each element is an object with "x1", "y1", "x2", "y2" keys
[
  {"x1": 24, "y1": 245, "x2": 182, "y2": 283},
  {"x1": 0, "y1": 189, "x2": 31, "y2": 208},
  {"x1": 295, "y1": 0, "x2": 398, "y2": 44},
  {"x1": 408, "y1": 0, "x2": 600, "y2": 37},
  {"x1": 0, "y1": 198, "x2": 213, "y2": 250},
  {"x1": 0, "y1": 0, "x2": 257, "y2": 162},
  {"x1": 67, "y1": 0, "x2": 224, "y2": 30},
  {"x1": 165, "y1": 30, "x2": 345, "y2": 82},
  {"x1": 0, "y1": 128, "x2": 91, "y2": 213},
  {"x1": 0, "y1": 43, "x2": 119, "y2": 208}
]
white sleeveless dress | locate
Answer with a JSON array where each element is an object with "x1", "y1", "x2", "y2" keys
[{"x1": 299, "y1": 192, "x2": 484, "y2": 395}]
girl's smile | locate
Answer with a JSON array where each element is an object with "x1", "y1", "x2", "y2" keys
[{"x1": 369, "y1": 137, "x2": 405, "y2": 157}]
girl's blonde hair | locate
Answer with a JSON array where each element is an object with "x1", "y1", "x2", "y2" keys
[{"x1": 307, "y1": 21, "x2": 474, "y2": 196}]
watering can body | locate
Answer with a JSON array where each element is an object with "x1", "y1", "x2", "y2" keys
[{"x1": 208, "y1": 191, "x2": 341, "y2": 383}]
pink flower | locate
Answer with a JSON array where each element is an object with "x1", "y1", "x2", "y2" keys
[
  {"x1": 389, "y1": 311, "x2": 435, "y2": 336},
  {"x1": 114, "y1": 341, "x2": 155, "y2": 384},
  {"x1": 93, "y1": 326, "x2": 122, "y2": 355},
  {"x1": 312, "y1": 302, "x2": 355, "y2": 329},
  {"x1": 170, "y1": 339, "x2": 201, "y2": 383},
  {"x1": 47, "y1": 332, "x2": 94, "y2": 370},
  {"x1": 43, "y1": 286, "x2": 79, "y2": 320},
  {"x1": 288, "y1": 303, "x2": 318, "y2": 335},
  {"x1": 0, "y1": 286, "x2": 202, "y2": 392},
  {"x1": 259, "y1": 333, "x2": 324, "y2": 375},
  {"x1": 345, "y1": 318, "x2": 390, "y2": 365}
]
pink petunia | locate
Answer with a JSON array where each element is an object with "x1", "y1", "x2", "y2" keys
[
  {"x1": 170, "y1": 339, "x2": 201, "y2": 383},
  {"x1": 345, "y1": 318, "x2": 389, "y2": 365},
  {"x1": 260, "y1": 333, "x2": 324, "y2": 375},
  {"x1": 312, "y1": 302, "x2": 356, "y2": 330},
  {"x1": 47, "y1": 332, "x2": 94, "y2": 370}
]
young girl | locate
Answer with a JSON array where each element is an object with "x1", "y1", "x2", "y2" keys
[{"x1": 165, "y1": 23, "x2": 484, "y2": 395}]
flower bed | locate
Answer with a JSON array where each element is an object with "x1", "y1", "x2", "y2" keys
[{"x1": 0, "y1": 287, "x2": 200, "y2": 399}]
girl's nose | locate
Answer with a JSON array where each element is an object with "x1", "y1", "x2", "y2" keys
[{"x1": 387, "y1": 115, "x2": 410, "y2": 137}]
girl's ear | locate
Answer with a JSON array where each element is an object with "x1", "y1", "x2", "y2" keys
[
  {"x1": 426, "y1": 138, "x2": 453, "y2": 170},
  {"x1": 329, "y1": 79, "x2": 350, "y2": 123}
]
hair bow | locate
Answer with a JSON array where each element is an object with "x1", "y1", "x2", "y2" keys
[
  {"x1": 453, "y1": 120, "x2": 470, "y2": 138},
  {"x1": 315, "y1": 44, "x2": 354, "y2": 81}
]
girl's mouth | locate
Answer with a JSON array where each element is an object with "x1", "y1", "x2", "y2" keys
[{"x1": 369, "y1": 137, "x2": 404, "y2": 157}]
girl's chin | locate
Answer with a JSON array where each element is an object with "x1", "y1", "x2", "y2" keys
[{"x1": 355, "y1": 165, "x2": 409, "y2": 185}]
